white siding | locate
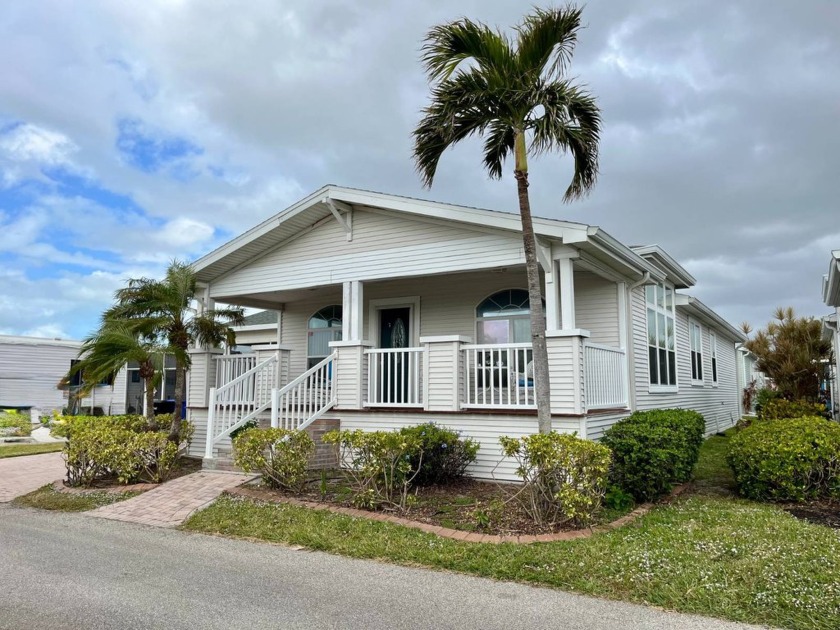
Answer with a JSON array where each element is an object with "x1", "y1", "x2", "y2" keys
[
  {"x1": 574, "y1": 271, "x2": 620, "y2": 347},
  {"x1": 621, "y1": 286, "x2": 741, "y2": 435},
  {"x1": 211, "y1": 209, "x2": 527, "y2": 298}
]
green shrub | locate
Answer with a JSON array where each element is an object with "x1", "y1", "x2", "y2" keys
[
  {"x1": 602, "y1": 409, "x2": 705, "y2": 502},
  {"x1": 499, "y1": 432, "x2": 611, "y2": 527},
  {"x1": 229, "y1": 419, "x2": 259, "y2": 442},
  {"x1": 60, "y1": 415, "x2": 194, "y2": 487},
  {"x1": 754, "y1": 388, "x2": 780, "y2": 417},
  {"x1": 398, "y1": 423, "x2": 479, "y2": 486},
  {"x1": 323, "y1": 429, "x2": 422, "y2": 511},
  {"x1": 727, "y1": 416, "x2": 840, "y2": 502},
  {"x1": 233, "y1": 428, "x2": 314, "y2": 492},
  {"x1": 0, "y1": 410, "x2": 32, "y2": 437},
  {"x1": 758, "y1": 398, "x2": 825, "y2": 421}
]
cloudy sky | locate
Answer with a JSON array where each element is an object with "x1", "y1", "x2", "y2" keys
[{"x1": 0, "y1": 0, "x2": 837, "y2": 340}]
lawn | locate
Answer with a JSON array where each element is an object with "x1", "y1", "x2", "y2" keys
[
  {"x1": 0, "y1": 442, "x2": 63, "y2": 458},
  {"x1": 183, "y1": 432, "x2": 840, "y2": 630},
  {"x1": 12, "y1": 484, "x2": 140, "y2": 512}
]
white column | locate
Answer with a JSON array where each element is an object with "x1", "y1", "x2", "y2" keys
[
  {"x1": 275, "y1": 308, "x2": 283, "y2": 347},
  {"x1": 342, "y1": 280, "x2": 365, "y2": 341},
  {"x1": 342, "y1": 282, "x2": 351, "y2": 340},
  {"x1": 558, "y1": 257, "x2": 576, "y2": 330},
  {"x1": 544, "y1": 260, "x2": 560, "y2": 331}
]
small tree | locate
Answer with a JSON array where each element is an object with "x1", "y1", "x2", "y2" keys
[{"x1": 743, "y1": 307, "x2": 832, "y2": 402}]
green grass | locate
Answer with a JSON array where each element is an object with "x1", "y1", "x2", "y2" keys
[
  {"x1": 12, "y1": 485, "x2": 140, "y2": 512},
  {"x1": 182, "y1": 432, "x2": 840, "y2": 630},
  {"x1": 692, "y1": 428, "x2": 736, "y2": 495},
  {"x1": 0, "y1": 442, "x2": 64, "y2": 458}
]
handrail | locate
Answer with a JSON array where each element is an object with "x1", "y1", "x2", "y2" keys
[
  {"x1": 275, "y1": 353, "x2": 335, "y2": 396},
  {"x1": 462, "y1": 342, "x2": 533, "y2": 350},
  {"x1": 215, "y1": 355, "x2": 276, "y2": 395}
]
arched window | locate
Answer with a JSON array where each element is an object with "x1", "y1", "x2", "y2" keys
[
  {"x1": 476, "y1": 289, "x2": 531, "y2": 344},
  {"x1": 308, "y1": 305, "x2": 342, "y2": 367}
]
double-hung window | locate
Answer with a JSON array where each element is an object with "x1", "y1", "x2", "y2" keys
[
  {"x1": 689, "y1": 321, "x2": 704, "y2": 384},
  {"x1": 646, "y1": 283, "x2": 677, "y2": 390},
  {"x1": 710, "y1": 332, "x2": 718, "y2": 385}
]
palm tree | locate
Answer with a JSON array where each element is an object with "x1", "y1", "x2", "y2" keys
[
  {"x1": 70, "y1": 321, "x2": 165, "y2": 422},
  {"x1": 106, "y1": 261, "x2": 245, "y2": 441},
  {"x1": 413, "y1": 6, "x2": 601, "y2": 433}
]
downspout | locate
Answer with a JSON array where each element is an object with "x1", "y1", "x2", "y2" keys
[{"x1": 620, "y1": 272, "x2": 653, "y2": 414}]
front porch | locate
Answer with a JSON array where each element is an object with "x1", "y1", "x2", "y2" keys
[{"x1": 189, "y1": 264, "x2": 631, "y2": 468}]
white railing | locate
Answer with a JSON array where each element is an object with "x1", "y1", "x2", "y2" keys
[
  {"x1": 206, "y1": 354, "x2": 278, "y2": 457},
  {"x1": 365, "y1": 348, "x2": 424, "y2": 407},
  {"x1": 584, "y1": 343, "x2": 628, "y2": 410},
  {"x1": 214, "y1": 354, "x2": 258, "y2": 390},
  {"x1": 463, "y1": 343, "x2": 535, "y2": 409},
  {"x1": 272, "y1": 353, "x2": 337, "y2": 430}
]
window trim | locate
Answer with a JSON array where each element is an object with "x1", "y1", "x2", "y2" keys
[
  {"x1": 645, "y1": 282, "x2": 678, "y2": 393},
  {"x1": 710, "y1": 331, "x2": 718, "y2": 387},
  {"x1": 689, "y1": 318, "x2": 704, "y2": 386}
]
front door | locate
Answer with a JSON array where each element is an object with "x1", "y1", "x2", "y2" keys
[{"x1": 378, "y1": 307, "x2": 411, "y2": 403}]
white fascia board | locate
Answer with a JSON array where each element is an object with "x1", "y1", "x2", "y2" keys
[
  {"x1": 631, "y1": 244, "x2": 696, "y2": 288},
  {"x1": 232, "y1": 324, "x2": 277, "y2": 332},
  {"x1": 822, "y1": 250, "x2": 840, "y2": 306},
  {"x1": 0, "y1": 335, "x2": 82, "y2": 348},
  {"x1": 676, "y1": 295, "x2": 747, "y2": 342},
  {"x1": 586, "y1": 228, "x2": 666, "y2": 282}
]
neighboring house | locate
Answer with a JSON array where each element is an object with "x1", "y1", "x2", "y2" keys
[
  {"x1": 822, "y1": 250, "x2": 840, "y2": 420},
  {"x1": 735, "y1": 346, "x2": 765, "y2": 416},
  {"x1": 188, "y1": 186, "x2": 746, "y2": 479},
  {"x1": 0, "y1": 335, "x2": 128, "y2": 420}
]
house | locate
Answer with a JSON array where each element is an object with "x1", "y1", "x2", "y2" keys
[
  {"x1": 0, "y1": 335, "x2": 128, "y2": 420},
  {"x1": 735, "y1": 346, "x2": 765, "y2": 416},
  {"x1": 821, "y1": 250, "x2": 840, "y2": 419},
  {"x1": 186, "y1": 186, "x2": 746, "y2": 479}
]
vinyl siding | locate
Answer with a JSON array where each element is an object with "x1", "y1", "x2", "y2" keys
[
  {"x1": 210, "y1": 208, "x2": 527, "y2": 298},
  {"x1": 574, "y1": 272, "x2": 620, "y2": 347}
]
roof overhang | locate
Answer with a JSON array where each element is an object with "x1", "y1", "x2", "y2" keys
[
  {"x1": 0, "y1": 334, "x2": 81, "y2": 348},
  {"x1": 192, "y1": 185, "x2": 670, "y2": 285},
  {"x1": 823, "y1": 313, "x2": 838, "y2": 342},
  {"x1": 631, "y1": 245, "x2": 696, "y2": 288},
  {"x1": 822, "y1": 250, "x2": 840, "y2": 307},
  {"x1": 675, "y1": 295, "x2": 747, "y2": 342}
]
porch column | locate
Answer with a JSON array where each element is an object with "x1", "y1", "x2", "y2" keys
[
  {"x1": 329, "y1": 340, "x2": 372, "y2": 409},
  {"x1": 557, "y1": 257, "x2": 576, "y2": 330},
  {"x1": 545, "y1": 330, "x2": 589, "y2": 418},
  {"x1": 421, "y1": 336, "x2": 471, "y2": 411},
  {"x1": 543, "y1": 260, "x2": 561, "y2": 331},
  {"x1": 186, "y1": 347, "x2": 223, "y2": 409},
  {"x1": 342, "y1": 280, "x2": 365, "y2": 341}
]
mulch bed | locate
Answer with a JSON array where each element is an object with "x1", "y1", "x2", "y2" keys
[
  {"x1": 239, "y1": 472, "x2": 628, "y2": 536},
  {"x1": 784, "y1": 500, "x2": 840, "y2": 529},
  {"x1": 52, "y1": 457, "x2": 202, "y2": 495}
]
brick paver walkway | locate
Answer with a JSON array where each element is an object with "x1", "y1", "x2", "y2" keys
[
  {"x1": 87, "y1": 471, "x2": 254, "y2": 528},
  {"x1": 0, "y1": 452, "x2": 65, "y2": 502}
]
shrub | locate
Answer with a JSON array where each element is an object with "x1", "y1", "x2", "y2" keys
[
  {"x1": 602, "y1": 409, "x2": 705, "y2": 502},
  {"x1": 499, "y1": 432, "x2": 611, "y2": 528},
  {"x1": 727, "y1": 416, "x2": 840, "y2": 502},
  {"x1": 0, "y1": 410, "x2": 32, "y2": 437},
  {"x1": 60, "y1": 415, "x2": 194, "y2": 487},
  {"x1": 323, "y1": 429, "x2": 422, "y2": 511},
  {"x1": 398, "y1": 423, "x2": 479, "y2": 486},
  {"x1": 758, "y1": 398, "x2": 825, "y2": 421},
  {"x1": 233, "y1": 428, "x2": 314, "y2": 492},
  {"x1": 229, "y1": 419, "x2": 259, "y2": 442},
  {"x1": 754, "y1": 387, "x2": 780, "y2": 417}
]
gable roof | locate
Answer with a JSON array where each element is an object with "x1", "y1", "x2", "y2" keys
[
  {"x1": 239, "y1": 310, "x2": 278, "y2": 326},
  {"x1": 822, "y1": 250, "x2": 840, "y2": 307},
  {"x1": 631, "y1": 245, "x2": 696, "y2": 288},
  {"x1": 192, "y1": 185, "x2": 668, "y2": 285},
  {"x1": 675, "y1": 295, "x2": 747, "y2": 342}
]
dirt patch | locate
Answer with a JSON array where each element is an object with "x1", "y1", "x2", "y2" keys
[
  {"x1": 784, "y1": 500, "x2": 840, "y2": 529},
  {"x1": 239, "y1": 473, "x2": 618, "y2": 536}
]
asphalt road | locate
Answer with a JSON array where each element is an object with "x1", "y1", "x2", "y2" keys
[{"x1": 0, "y1": 505, "x2": 762, "y2": 630}]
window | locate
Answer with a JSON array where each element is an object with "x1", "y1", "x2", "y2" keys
[
  {"x1": 710, "y1": 332, "x2": 718, "y2": 385},
  {"x1": 476, "y1": 289, "x2": 532, "y2": 344},
  {"x1": 69, "y1": 359, "x2": 114, "y2": 387},
  {"x1": 690, "y1": 321, "x2": 704, "y2": 383},
  {"x1": 646, "y1": 283, "x2": 677, "y2": 389},
  {"x1": 308, "y1": 305, "x2": 342, "y2": 368}
]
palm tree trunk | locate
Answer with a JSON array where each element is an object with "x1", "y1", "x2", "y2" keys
[
  {"x1": 168, "y1": 364, "x2": 186, "y2": 442},
  {"x1": 143, "y1": 378, "x2": 155, "y2": 422},
  {"x1": 514, "y1": 132, "x2": 552, "y2": 434}
]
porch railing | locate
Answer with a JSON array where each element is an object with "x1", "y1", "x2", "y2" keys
[
  {"x1": 365, "y1": 347, "x2": 424, "y2": 407},
  {"x1": 462, "y1": 343, "x2": 535, "y2": 409},
  {"x1": 214, "y1": 354, "x2": 258, "y2": 391},
  {"x1": 272, "y1": 353, "x2": 337, "y2": 430},
  {"x1": 584, "y1": 343, "x2": 628, "y2": 410}
]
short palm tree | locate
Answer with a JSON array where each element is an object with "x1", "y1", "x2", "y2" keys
[
  {"x1": 107, "y1": 261, "x2": 244, "y2": 441},
  {"x1": 70, "y1": 321, "x2": 165, "y2": 421},
  {"x1": 413, "y1": 6, "x2": 601, "y2": 433}
]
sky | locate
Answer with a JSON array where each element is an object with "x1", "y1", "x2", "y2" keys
[{"x1": 0, "y1": 0, "x2": 838, "y2": 340}]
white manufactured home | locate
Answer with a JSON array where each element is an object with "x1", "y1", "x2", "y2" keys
[
  {"x1": 187, "y1": 186, "x2": 746, "y2": 479},
  {"x1": 0, "y1": 335, "x2": 128, "y2": 420},
  {"x1": 822, "y1": 250, "x2": 840, "y2": 420}
]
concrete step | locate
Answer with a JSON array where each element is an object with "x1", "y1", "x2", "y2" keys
[{"x1": 202, "y1": 457, "x2": 244, "y2": 473}]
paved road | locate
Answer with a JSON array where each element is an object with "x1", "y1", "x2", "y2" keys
[{"x1": 0, "y1": 506, "x2": 762, "y2": 630}]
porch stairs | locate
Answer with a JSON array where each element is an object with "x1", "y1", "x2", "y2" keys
[{"x1": 203, "y1": 353, "x2": 337, "y2": 470}]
